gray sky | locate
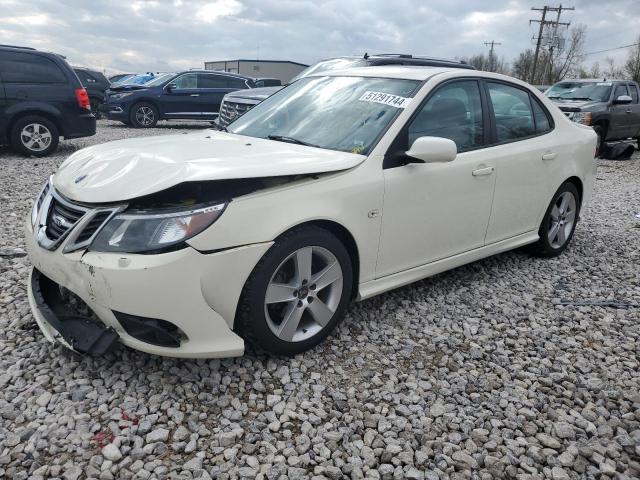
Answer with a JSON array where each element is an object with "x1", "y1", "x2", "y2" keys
[{"x1": 1, "y1": 0, "x2": 638, "y2": 74}]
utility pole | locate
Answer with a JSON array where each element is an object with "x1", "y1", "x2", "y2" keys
[
  {"x1": 547, "y1": 5, "x2": 574, "y2": 84},
  {"x1": 484, "y1": 40, "x2": 502, "y2": 72},
  {"x1": 529, "y1": 5, "x2": 573, "y2": 84}
]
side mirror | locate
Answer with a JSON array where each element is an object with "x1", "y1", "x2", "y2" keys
[
  {"x1": 405, "y1": 136, "x2": 457, "y2": 163},
  {"x1": 166, "y1": 83, "x2": 177, "y2": 91},
  {"x1": 613, "y1": 95, "x2": 632, "y2": 105}
]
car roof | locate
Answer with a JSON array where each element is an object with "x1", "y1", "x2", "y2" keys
[
  {"x1": 555, "y1": 78, "x2": 628, "y2": 83},
  {"x1": 182, "y1": 69, "x2": 254, "y2": 80},
  {"x1": 314, "y1": 65, "x2": 499, "y2": 81},
  {"x1": 313, "y1": 66, "x2": 544, "y2": 93}
]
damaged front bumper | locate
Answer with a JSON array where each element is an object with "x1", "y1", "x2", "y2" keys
[{"x1": 25, "y1": 218, "x2": 272, "y2": 358}]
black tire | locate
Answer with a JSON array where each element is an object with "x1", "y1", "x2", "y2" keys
[
  {"x1": 10, "y1": 115, "x2": 59, "y2": 157},
  {"x1": 235, "y1": 226, "x2": 353, "y2": 356},
  {"x1": 90, "y1": 98, "x2": 102, "y2": 119},
  {"x1": 593, "y1": 125, "x2": 605, "y2": 157},
  {"x1": 530, "y1": 182, "x2": 580, "y2": 257},
  {"x1": 129, "y1": 102, "x2": 158, "y2": 128}
]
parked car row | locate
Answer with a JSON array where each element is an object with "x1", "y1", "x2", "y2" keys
[{"x1": 2, "y1": 43, "x2": 639, "y2": 158}]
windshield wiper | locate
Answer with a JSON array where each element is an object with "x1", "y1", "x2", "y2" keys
[
  {"x1": 566, "y1": 97, "x2": 593, "y2": 101},
  {"x1": 267, "y1": 135, "x2": 320, "y2": 148}
]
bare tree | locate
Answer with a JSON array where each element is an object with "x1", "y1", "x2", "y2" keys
[
  {"x1": 547, "y1": 24, "x2": 586, "y2": 84},
  {"x1": 604, "y1": 57, "x2": 626, "y2": 79},
  {"x1": 461, "y1": 53, "x2": 509, "y2": 74},
  {"x1": 624, "y1": 35, "x2": 640, "y2": 84}
]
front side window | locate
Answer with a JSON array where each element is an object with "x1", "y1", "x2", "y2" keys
[
  {"x1": 175, "y1": 73, "x2": 197, "y2": 89},
  {"x1": 0, "y1": 51, "x2": 66, "y2": 83},
  {"x1": 488, "y1": 82, "x2": 535, "y2": 142},
  {"x1": 229, "y1": 76, "x2": 420, "y2": 155},
  {"x1": 407, "y1": 80, "x2": 484, "y2": 152},
  {"x1": 614, "y1": 83, "x2": 628, "y2": 99}
]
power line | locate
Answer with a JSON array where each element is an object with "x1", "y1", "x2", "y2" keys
[{"x1": 583, "y1": 43, "x2": 640, "y2": 56}]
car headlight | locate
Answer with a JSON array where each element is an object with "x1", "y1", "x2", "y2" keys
[
  {"x1": 90, "y1": 203, "x2": 227, "y2": 253},
  {"x1": 110, "y1": 92, "x2": 135, "y2": 100},
  {"x1": 572, "y1": 112, "x2": 592, "y2": 125}
]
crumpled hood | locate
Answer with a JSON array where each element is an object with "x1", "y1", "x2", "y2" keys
[{"x1": 53, "y1": 131, "x2": 365, "y2": 203}]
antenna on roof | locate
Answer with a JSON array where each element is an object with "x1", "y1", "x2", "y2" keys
[{"x1": 363, "y1": 52, "x2": 369, "y2": 59}]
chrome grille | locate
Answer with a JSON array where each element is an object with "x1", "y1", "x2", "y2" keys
[
  {"x1": 75, "y1": 211, "x2": 112, "y2": 244},
  {"x1": 46, "y1": 197, "x2": 85, "y2": 241},
  {"x1": 218, "y1": 100, "x2": 255, "y2": 127},
  {"x1": 33, "y1": 182, "x2": 122, "y2": 252}
]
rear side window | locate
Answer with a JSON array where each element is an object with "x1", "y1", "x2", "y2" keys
[
  {"x1": 226, "y1": 77, "x2": 248, "y2": 89},
  {"x1": 197, "y1": 74, "x2": 227, "y2": 88},
  {"x1": 487, "y1": 82, "x2": 535, "y2": 142},
  {"x1": 531, "y1": 96, "x2": 552, "y2": 133},
  {"x1": 0, "y1": 51, "x2": 67, "y2": 84},
  {"x1": 627, "y1": 84, "x2": 639, "y2": 103}
]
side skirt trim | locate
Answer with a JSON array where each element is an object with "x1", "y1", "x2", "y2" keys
[{"x1": 358, "y1": 231, "x2": 539, "y2": 300}]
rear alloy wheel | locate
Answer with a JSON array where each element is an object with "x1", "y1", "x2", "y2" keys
[
  {"x1": 236, "y1": 226, "x2": 353, "y2": 356},
  {"x1": 130, "y1": 103, "x2": 158, "y2": 128},
  {"x1": 531, "y1": 182, "x2": 580, "y2": 257},
  {"x1": 10, "y1": 116, "x2": 59, "y2": 157}
]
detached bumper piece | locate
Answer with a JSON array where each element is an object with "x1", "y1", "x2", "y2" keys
[{"x1": 31, "y1": 269, "x2": 119, "y2": 355}]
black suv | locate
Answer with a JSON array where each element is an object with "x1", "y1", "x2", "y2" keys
[
  {"x1": 102, "y1": 70, "x2": 256, "y2": 127},
  {"x1": 73, "y1": 67, "x2": 110, "y2": 118},
  {"x1": 0, "y1": 45, "x2": 96, "y2": 157},
  {"x1": 217, "y1": 54, "x2": 474, "y2": 128}
]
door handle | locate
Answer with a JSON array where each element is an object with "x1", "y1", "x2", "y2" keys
[
  {"x1": 472, "y1": 166, "x2": 495, "y2": 176},
  {"x1": 190, "y1": 94, "x2": 200, "y2": 97},
  {"x1": 542, "y1": 152, "x2": 557, "y2": 161},
  {"x1": 626, "y1": 109, "x2": 632, "y2": 114}
]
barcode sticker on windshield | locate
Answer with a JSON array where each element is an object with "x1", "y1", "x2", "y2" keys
[
  {"x1": 359, "y1": 91, "x2": 412, "y2": 108},
  {"x1": 597, "y1": 82, "x2": 612, "y2": 86}
]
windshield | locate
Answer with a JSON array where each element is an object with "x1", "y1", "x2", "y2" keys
[
  {"x1": 546, "y1": 81, "x2": 612, "y2": 101},
  {"x1": 289, "y1": 58, "x2": 368, "y2": 83},
  {"x1": 144, "y1": 73, "x2": 175, "y2": 87},
  {"x1": 228, "y1": 75, "x2": 420, "y2": 155}
]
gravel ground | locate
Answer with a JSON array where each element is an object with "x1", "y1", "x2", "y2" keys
[{"x1": 0, "y1": 120, "x2": 639, "y2": 480}]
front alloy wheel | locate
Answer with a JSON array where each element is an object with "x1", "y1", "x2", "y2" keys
[
  {"x1": 265, "y1": 246, "x2": 343, "y2": 342},
  {"x1": 130, "y1": 103, "x2": 158, "y2": 128},
  {"x1": 236, "y1": 226, "x2": 353, "y2": 356}
]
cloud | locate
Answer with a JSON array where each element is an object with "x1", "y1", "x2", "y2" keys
[{"x1": 0, "y1": 0, "x2": 637, "y2": 75}]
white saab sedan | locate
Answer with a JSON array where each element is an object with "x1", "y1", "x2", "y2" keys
[{"x1": 26, "y1": 66, "x2": 597, "y2": 358}]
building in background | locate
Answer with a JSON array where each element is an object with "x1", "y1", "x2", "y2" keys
[{"x1": 204, "y1": 59, "x2": 308, "y2": 83}]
